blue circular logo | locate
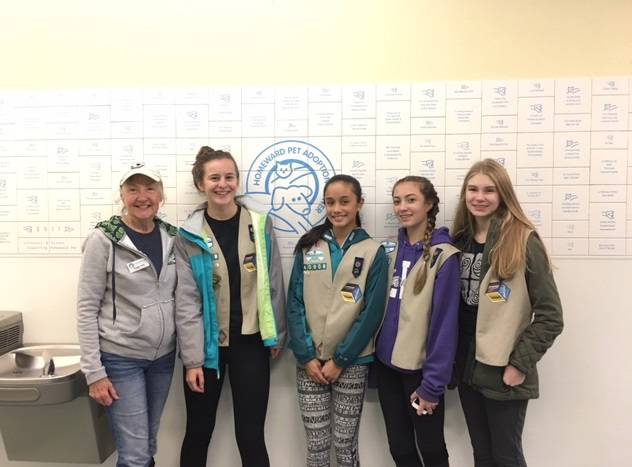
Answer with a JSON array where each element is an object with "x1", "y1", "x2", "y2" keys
[{"x1": 245, "y1": 140, "x2": 335, "y2": 234}]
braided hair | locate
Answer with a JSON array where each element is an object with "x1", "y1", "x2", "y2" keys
[{"x1": 392, "y1": 176, "x2": 440, "y2": 294}]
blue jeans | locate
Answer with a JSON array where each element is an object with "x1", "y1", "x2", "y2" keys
[{"x1": 101, "y1": 350, "x2": 175, "y2": 467}]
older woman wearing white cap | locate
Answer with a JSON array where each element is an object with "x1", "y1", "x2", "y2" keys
[{"x1": 77, "y1": 163, "x2": 178, "y2": 467}]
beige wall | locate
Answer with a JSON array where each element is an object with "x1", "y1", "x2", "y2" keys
[
  {"x1": 1, "y1": 0, "x2": 631, "y2": 90},
  {"x1": 1, "y1": 1, "x2": 631, "y2": 466}
]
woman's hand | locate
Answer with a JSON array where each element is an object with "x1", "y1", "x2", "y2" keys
[
  {"x1": 503, "y1": 364, "x2": 526, "y2": 387},
  {"x1": 410, "y1": 391, "x2": 438, "y2": 416},
  {"x1": 305, "y1": 359, "x2": 328, "y2": 385},
  {"x1": 186, "y1": 367, "x2": 205, "y2": 393},
  {"x1": 89, "y1": 377, "x2": 119, "y2": 406},
  {"x1": 321, "y1": 360, "x2": 343, "y2": 384},
  {"x1": 270, "y1": 348, "x2": 281, "y2": 359}
]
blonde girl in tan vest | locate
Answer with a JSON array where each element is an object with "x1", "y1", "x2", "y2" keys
[
  {"x1": 452, "y1": 159, "x2": 563, "y2": 467},
  {"x1": 286, "y1": 174, "x2": 388, "y2": 467}
]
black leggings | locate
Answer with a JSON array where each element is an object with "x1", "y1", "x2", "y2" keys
[
  {"x1": 458, "y1": 382, "x2": 528, "y2": 467},
  {"x1": 180, "y1": 333, "x2": 271, "y2": 467},
  {"x1": 376, "y1": 360, "x2": 449, "y2": 467}
]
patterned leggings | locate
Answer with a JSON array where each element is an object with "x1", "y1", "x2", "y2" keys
[{"x1": 296, "y1": 364, "x2": 368, "y2": 467}]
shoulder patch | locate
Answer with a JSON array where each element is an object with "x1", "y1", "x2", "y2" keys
[
  {"x1": 430, "y1": 247, "x2": 443, "y2": 268},
  {"x1": 381, "y1": 240, "x2": 397, "y2": 254}
]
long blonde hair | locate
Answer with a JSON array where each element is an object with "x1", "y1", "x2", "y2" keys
[{"x1": 452, "y1": 159, "x2": 544, "y2": 279}]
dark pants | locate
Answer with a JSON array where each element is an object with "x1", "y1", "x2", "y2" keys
[
  {"x1": 180, "y1": 333, "x2": 271, "y2": 467},
  {"x1": 376, "y1": 360, "x2": 449, "y2": 467},
  {"x1": 458, "y1": 383, "x2": 528, "y2": 467}
]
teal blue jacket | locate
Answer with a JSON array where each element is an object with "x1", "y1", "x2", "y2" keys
[{"x1": 175, "y1": 198, "x2": 286, "y2": 373}]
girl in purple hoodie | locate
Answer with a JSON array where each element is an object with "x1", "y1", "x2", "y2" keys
[{"x1": 375, "y1": 176, "x2": 461, "y2": 467}]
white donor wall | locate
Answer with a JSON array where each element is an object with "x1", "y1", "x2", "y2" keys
[{"x1": 0, "y1": 77, "x2": 631, "y2": 260}]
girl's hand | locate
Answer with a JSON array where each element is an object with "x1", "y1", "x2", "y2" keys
[
  {"x1": 321, "y1": 360, "x2": 343, "y2": 384},
  {"x1": 270, "y1": 348, "x2": 281, "y2": 359},
  {"x1": 503, "y1": 364, "x2": 526, "y2": 387},
  {"x1": 89, "y1": 377, "x2": 119, "y2": 406},
  {"x1": 305, "y1": 359, "x2": 329, "y2": 385},
  {"x1": 186, "y1": 367, "x2": 205, "y2": 393},
  {"x1": 410, "y1": 391, "x2": 438, "y2": 416}
]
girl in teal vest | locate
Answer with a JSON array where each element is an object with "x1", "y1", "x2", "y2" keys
[
  {"x1": 453, "y1": 159, "x2": 563, "y2": 467},
  {"x1": 287, "y1": 174, "x2": 388, "y2": 467},
  {"x1": 175, "y1": 146, "x2": 286, "y2": 467}
]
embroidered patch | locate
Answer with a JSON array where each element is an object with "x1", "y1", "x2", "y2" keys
[
  {"x1": 381, "y1": 240, "x2": 397, "y2": 254},
  {"x1": 352, "y1": 257, "x2": 364, "y2": 277},
  {"x1": 303, "y1": 263, "x2": 327, "y2": 271},
  {"x1": 243, "y1": 253, "x2": 257, "y2": 272},
  {"x1": 430, "y1": 247, "x2": 443, "y2": 268},
  {"x1": 341, "y1": 283, "x2": 362, "y2": 303},
  {"x1": 305, "y1": 248, "x2": 325, "y2": 263}
]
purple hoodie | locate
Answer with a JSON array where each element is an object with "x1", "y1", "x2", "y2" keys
[{"x1": 376, "y1": 226, "x2": 460, "y2": 403}]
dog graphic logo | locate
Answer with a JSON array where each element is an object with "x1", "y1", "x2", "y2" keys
[{"x1": 246, "y1": 140, "x2": 336, "y2": 234}]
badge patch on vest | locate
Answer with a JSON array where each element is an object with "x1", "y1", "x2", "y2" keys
[
  {"x1": 341, "y1": 283, "x2": 362, "y2": 303},
  {"x1": 352, "y1": 257, "x2": 364, "y2": 277},
  {"x1": 381, "y1": 240, "x2": 397, "y2": 254},
  {"x1": 248, "y1": 224, "x2": 255, "y2": 242},
  {"x1": 305, "y1": 248, "x2": 325, "y2": 263},
  {"x1": 485, "y1": 281, "x2": 511, "y2": 302},
  {"x1": 243, "y1": 253, "x2": 257, "y2": 272},
  {"x1": 167, "y1": 254, "x2": 176, "y2": 265},
  {"x1": 430, "y1": 248, "x2": 443, "y2": 268},
  {"x1": 303, "y1": 263, "x2": 327, "y2": 271}
]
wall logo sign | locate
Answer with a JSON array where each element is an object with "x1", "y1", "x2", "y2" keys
[{"x1": 246, "y1": 140, "x2": 335, "y2": 234}]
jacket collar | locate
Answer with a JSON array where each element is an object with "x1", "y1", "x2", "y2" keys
[{"x1": 96, "y1": 215, "x2": 177, "y2": 243}]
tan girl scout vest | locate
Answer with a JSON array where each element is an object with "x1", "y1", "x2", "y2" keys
[
  {"x1": 475, "y1": 231, "x2": 533, "y2": 366},
  {"x1": 302, "y1": 237, "x2": 381, "y2": 361},
  {"x1": 386, "y1": 242, "x2": 459, "y2": 370},
  {"x1": 202, "y1": 209, "x2": 260, "y2": 346}
]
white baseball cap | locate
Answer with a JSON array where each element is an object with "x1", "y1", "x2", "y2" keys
[{"x1": 119, "y1": 163, "x2": 162, "y2": 186}]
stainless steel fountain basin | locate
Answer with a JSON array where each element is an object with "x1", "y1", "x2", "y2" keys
[
  {"x1": 0, "y1": 344, "x2": 115, "y2": 462},
  {"x1": 0, "y1": 344, "x2": 85, "y2": 405}
]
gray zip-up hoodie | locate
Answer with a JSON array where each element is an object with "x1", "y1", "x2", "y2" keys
[{"x1": 77, "y1": 216, "x2": 178, "y2": 385}]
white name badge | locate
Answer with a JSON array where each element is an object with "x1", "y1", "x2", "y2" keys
[{"x1": 127, "y1": 258, "x2": 150, "y2": 273}]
